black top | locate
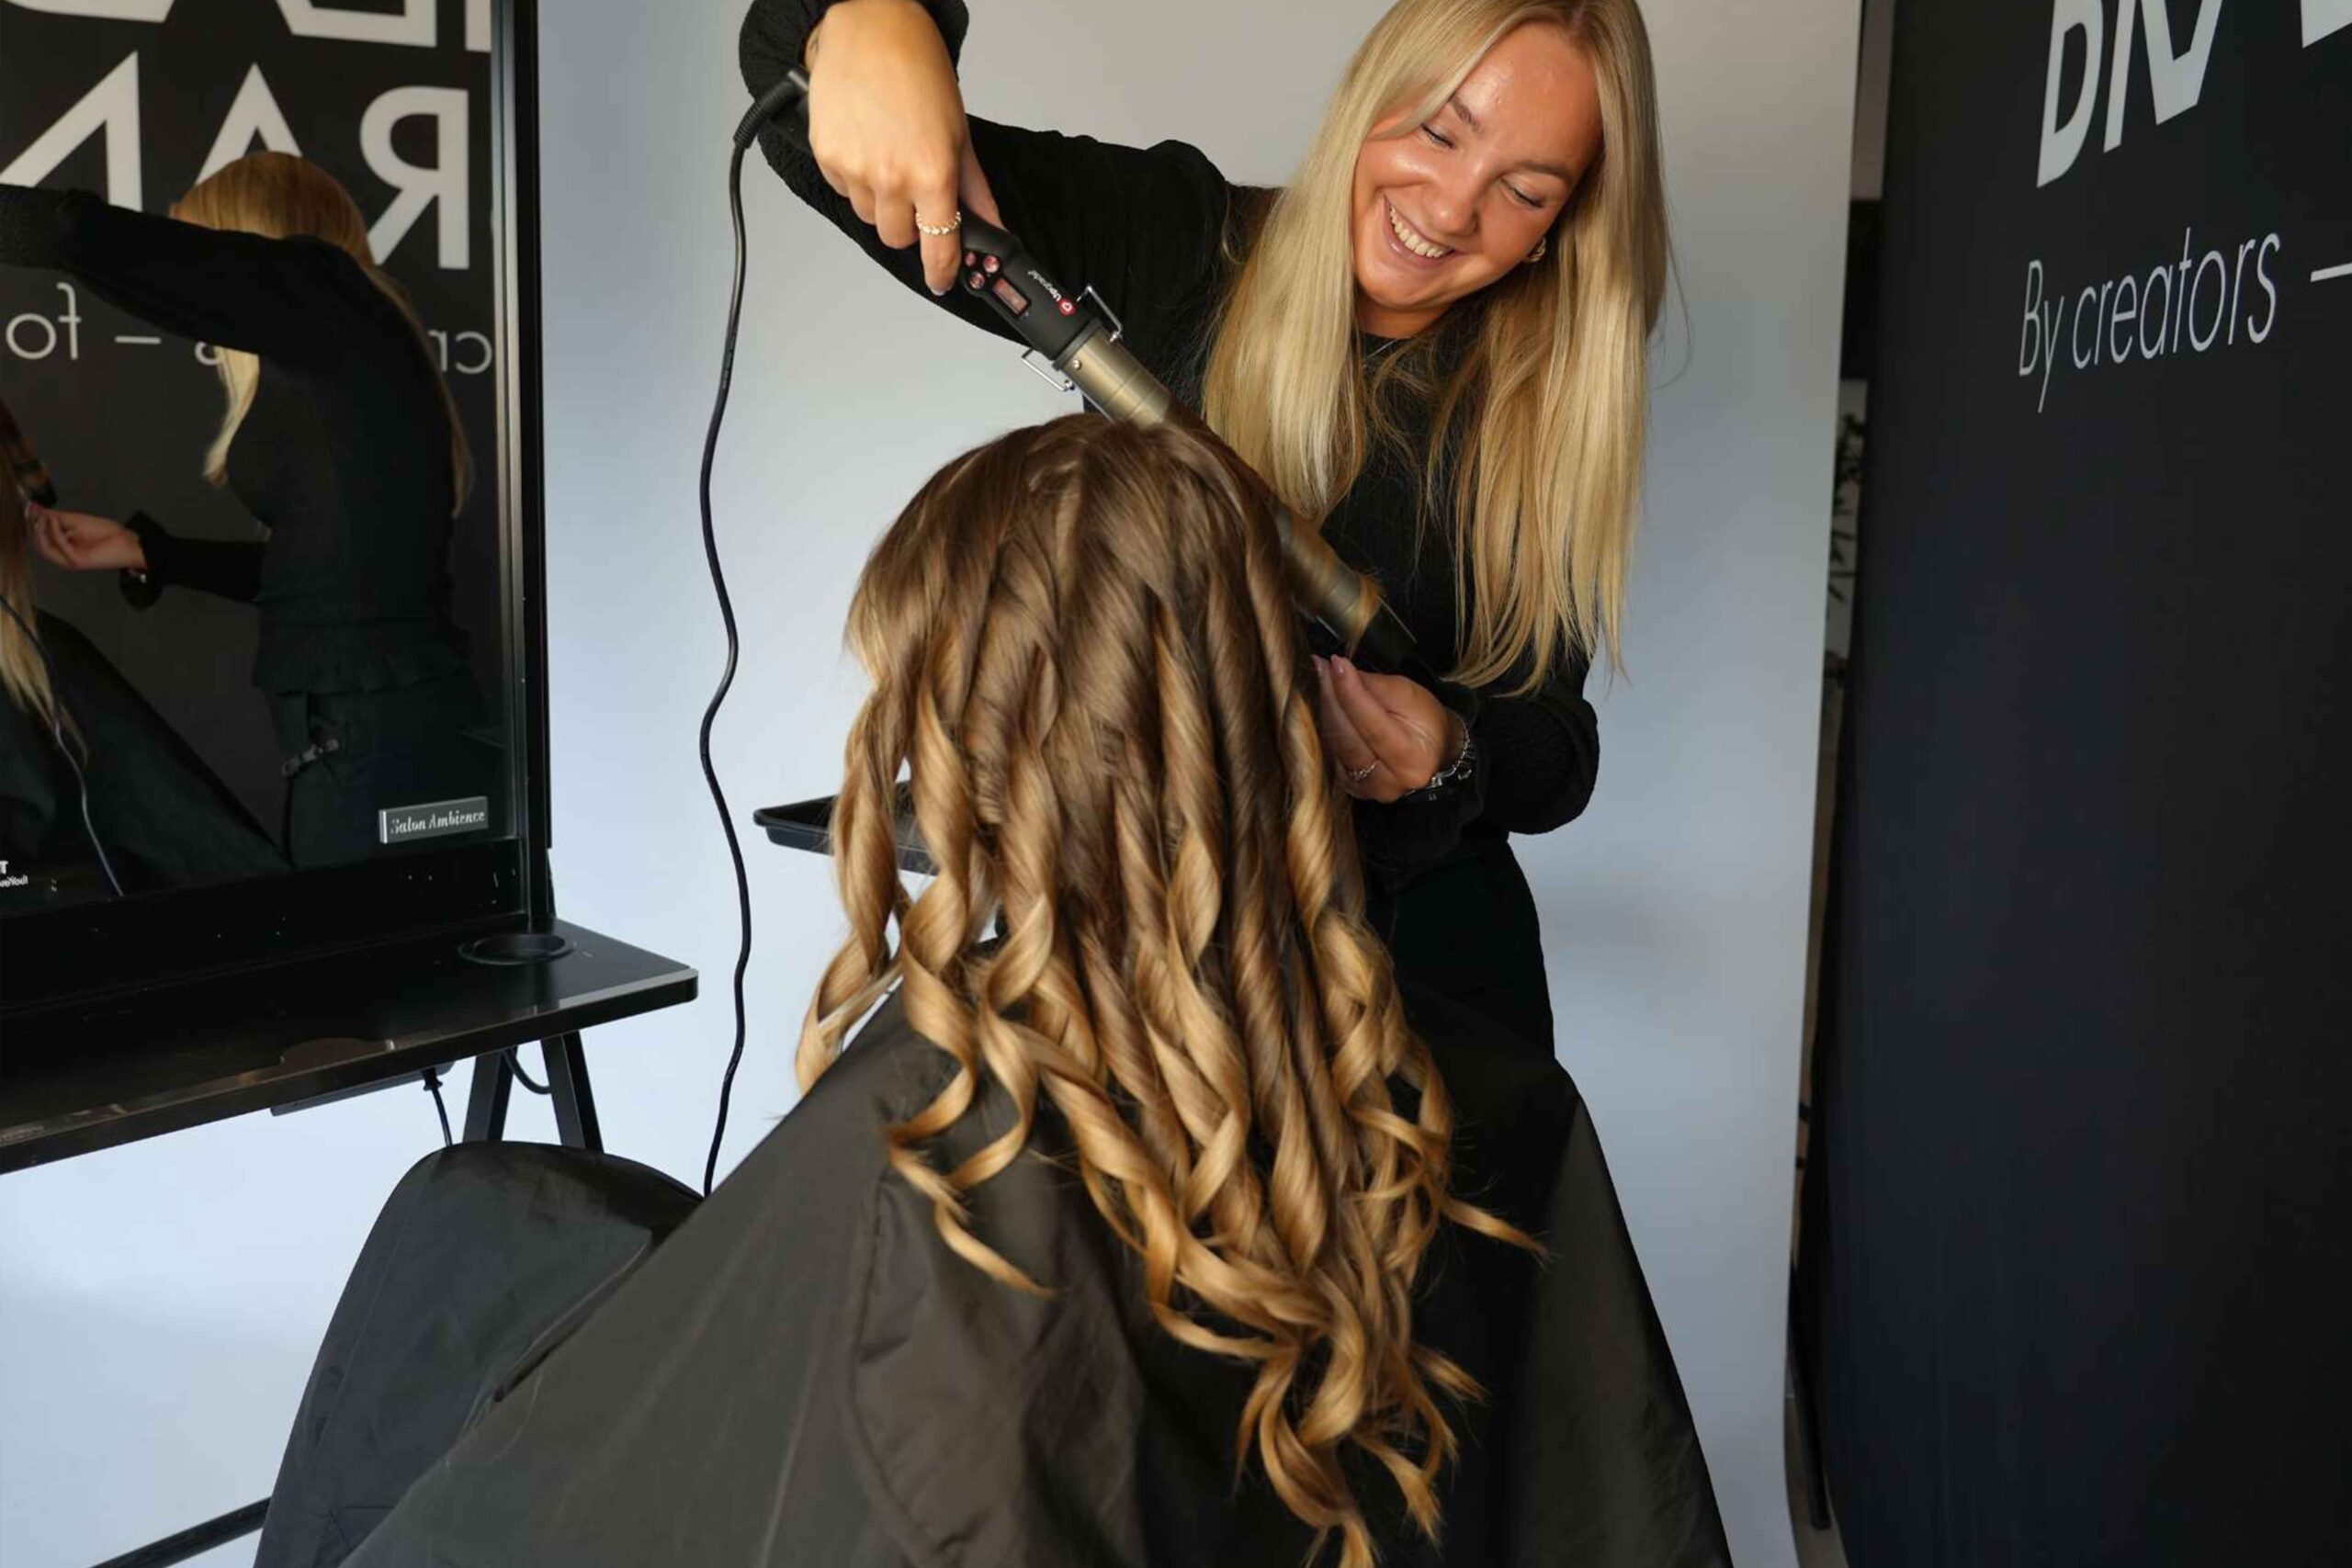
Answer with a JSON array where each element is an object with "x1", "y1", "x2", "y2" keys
[
  {"x1": 339, "y1": 987, "x2": 1730, "y2": 1567},
  {"x1": 0, "y1": 186, "x2": 469, "y2": 695},
  {"x1": 740, "y1": 0, "x2": 1601, "y2": 886}
]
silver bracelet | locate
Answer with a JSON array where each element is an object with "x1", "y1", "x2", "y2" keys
[{"x1": 1409, "y1": 721, "x2": 1476, "y2": 796}]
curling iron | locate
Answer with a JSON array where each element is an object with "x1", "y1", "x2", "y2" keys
[{"x1": 734, "y1": 70, "x2": 1419, "y2": 671}]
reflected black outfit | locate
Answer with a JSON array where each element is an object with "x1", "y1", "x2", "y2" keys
[
  {"x1": 0, "y1": 610, "x2": 287, "y2": 902},
  {"x1": 310, "y1": 987, "x2": 1727, "y2": 1567},
  {"x1": 741, "y1": 0, "x2": 1601, "y2": 1049},
  {"x1": 0, "y1": 186, "x2": 492, "y2": 867}
]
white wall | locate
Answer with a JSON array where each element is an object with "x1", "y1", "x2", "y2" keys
[
  {"x1": 1549, "y1": 0, "x2": 1858, "y2": 1551},
  {"x1": 0, "y1": 3, "x2": 1855, "y2": 1564}
]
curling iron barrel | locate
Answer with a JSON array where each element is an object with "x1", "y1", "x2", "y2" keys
[
  {"x1": 1055, "y1": 337, "x2": 1402, "y2": 666},
  {"x1": 1048, "y1": 317, "x2": 1401, "y2": 667},
  {"x1": 951, "y1": 216, "x2": 1415, "y2": 670}
]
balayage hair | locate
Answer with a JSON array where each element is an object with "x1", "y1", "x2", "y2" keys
[
  {"x1": 171, "y1": 152, "x2": 470, "y2": 509},
  {"x1": 800, "y1": 416, "x2": 1533, "y2": 1566},
  {"x1": 1203, "y1": 0, "x2": 1671, "y2": 690}
]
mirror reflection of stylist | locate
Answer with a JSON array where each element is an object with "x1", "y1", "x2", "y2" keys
[
  {"x1": 743, "y1": 0, "x2": 1667, "y2": 1048},
  {"x1": 0, "y1": 152, "x2": 491, "y2": 868}
]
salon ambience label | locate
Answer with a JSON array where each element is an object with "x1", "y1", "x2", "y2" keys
[{"x1": 379, "y1": 797, "x2": 491, "y2": 845}]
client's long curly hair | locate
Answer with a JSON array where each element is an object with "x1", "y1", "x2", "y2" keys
[{"x1": 800, "y1": 415, "x2": 1532, "y2": 1565}]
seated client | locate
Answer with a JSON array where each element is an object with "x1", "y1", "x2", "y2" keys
[{"x1": 340, "y1": 416, "x2": 1727, "y2": 1567}]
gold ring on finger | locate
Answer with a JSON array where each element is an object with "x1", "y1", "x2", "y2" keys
[{"x1": 916, "y1": 210, "x2": 963, "y2": 237}]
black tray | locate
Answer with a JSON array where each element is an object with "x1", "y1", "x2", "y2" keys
[{"x1": 752, "y1": 788, "x2": 932, "y2": 874}]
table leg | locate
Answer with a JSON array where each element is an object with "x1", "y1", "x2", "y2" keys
[
  {"x1": 88, "y1": 1499, "x2": 266, "y2": 1568},
  {"x1": 543, "y1": 1032, "x2": 601, "y2": 1151},
  {"x1": 461, "y1": 1049, "x2": 514, "y2": 1143}
]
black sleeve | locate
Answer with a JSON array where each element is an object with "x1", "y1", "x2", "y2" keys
[
  {"x1": 0, "y1": 186, "x2": 356, "y2": 367},
  {"x1": 1354, "y1": 654, "x2": 1600, "y2": 879},
  {"x1": 1475, "y1": 653, "x2": 1600, "y2": 834},
  {"x1": 739, "y1": 0, "x2": 1234, "y2": 380},
  {"x1": 126, "y1": 512, "x2": 264, "y2": 604}
]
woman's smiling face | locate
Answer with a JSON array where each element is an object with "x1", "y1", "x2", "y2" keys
[{"x1": 1350, "y1": 21, "x2": 1605, "y2": 337}]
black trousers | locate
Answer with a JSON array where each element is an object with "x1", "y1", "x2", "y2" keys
[
  {"x1": 1370, "y1": 831, "x2": 1555, "y2": 1051},
  {"x1": 267, "y1": 671, "x2": 499, "y2": 868}
]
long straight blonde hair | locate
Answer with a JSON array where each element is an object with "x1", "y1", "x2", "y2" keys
[
  {"x1": 171, "y1": 152, "x2": 470, "y2": 511},
  {"x1": 0, "y1": 478, "x2": 74, "y2": 750},
  {"x1": 801, "y1": 416, "x2": 1534, "y2": 1566},
  {"x1": 1202, "y1": 0, "x2": 1670, "y2": 689}
]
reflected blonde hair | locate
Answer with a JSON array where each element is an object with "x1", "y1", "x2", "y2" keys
[
  {"x1": 1, "y1": 479, "x2": 74, "y2": 750},
  {"x1": 801, "y1": 416, "x2": 1534, "y2": 1566},
  {"x1": 1202, "y1": 0, "x2": 1670, "y2": 689},
  {"x1": 171, "y1": 152, "x2": 470, "y2": 510}
]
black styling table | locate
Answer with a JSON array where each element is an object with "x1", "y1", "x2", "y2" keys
[
  {"x1": 1, "y1": 918, "x2": 694, "y2": 1173},
  {"x1": 0, "y1": 917, "x2": 695, "y2": 1567}
]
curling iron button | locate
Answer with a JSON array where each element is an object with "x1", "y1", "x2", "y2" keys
[
  {"x1": 963, "y1": 251, "x2": 978, "y2": 268},
  {"x1": 983, "y1": 255, "x2": 1001, "y2": 275}
]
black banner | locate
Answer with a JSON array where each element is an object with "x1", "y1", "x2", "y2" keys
[
  {"x1": 1807, "y1": 4, "x2": 2350, "y2": 1562},
  {"x1": 1, "y1": 0, "x2": 498, "y2": 829}
]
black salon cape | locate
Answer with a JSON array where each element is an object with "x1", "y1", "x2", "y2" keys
[
  {"x1": 257, "y1": 1145, "x2": 703, "y2": 1568},
  {"x1": 339, "y1": 990, "x2": 1727, "y2": 1568}
]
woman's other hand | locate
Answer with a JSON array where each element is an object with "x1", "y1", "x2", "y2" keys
[
  {"x1": 1313, "y1": 655, "x2": 1465, "y2": 804},
  {"x1": 804, "y1": 0, "x2": 1003, "y2": 295},
  {"x1": 28, "y1": 503, "x2": 146, "y2": 572}
]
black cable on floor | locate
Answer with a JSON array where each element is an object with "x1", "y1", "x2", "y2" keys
[{"x1": 694, "y1": 140, "x2": 760, "y2": 1198}]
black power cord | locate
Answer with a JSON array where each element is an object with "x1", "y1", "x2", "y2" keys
[
  {"x1": 691, "y1": 133, "x2": 763, "y2": 1198},
  {"x1": 0, "y1": 595, "x2": 124, "y2": 898},
  {"x1": 503, "y1": 1045, "x2": 551, "y2": 1095},
  {"x1": 693, "y1": 69, "x2": 820, "y2": 1196},
  {"x1": 421, "y1": 1064, "x2": 455, "y2": 1146}
]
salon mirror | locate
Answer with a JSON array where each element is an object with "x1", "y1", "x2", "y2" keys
[{"x1": 2, "y1": 0, "x2": 518, "y2": 912}]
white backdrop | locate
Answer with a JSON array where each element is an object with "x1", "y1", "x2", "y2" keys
[{"x1": 0, "y1": 2, "x2": 1856, "y2": 1563}]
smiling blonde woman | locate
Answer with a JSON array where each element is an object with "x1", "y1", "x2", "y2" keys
[{"x1": 744, "y1": 0, "x2": 1672, "y2": 1059}]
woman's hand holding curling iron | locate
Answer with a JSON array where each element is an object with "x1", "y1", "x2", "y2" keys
[
  {"x1": 1314, "y1": 654, "x2": 1467, "y2": 804},
  {"x1": 804, "y1": 0, "x2": 1003, "y2": 296},
  {"x1": 26, "y1": 502, "x2": 144, "y2": 573}
]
